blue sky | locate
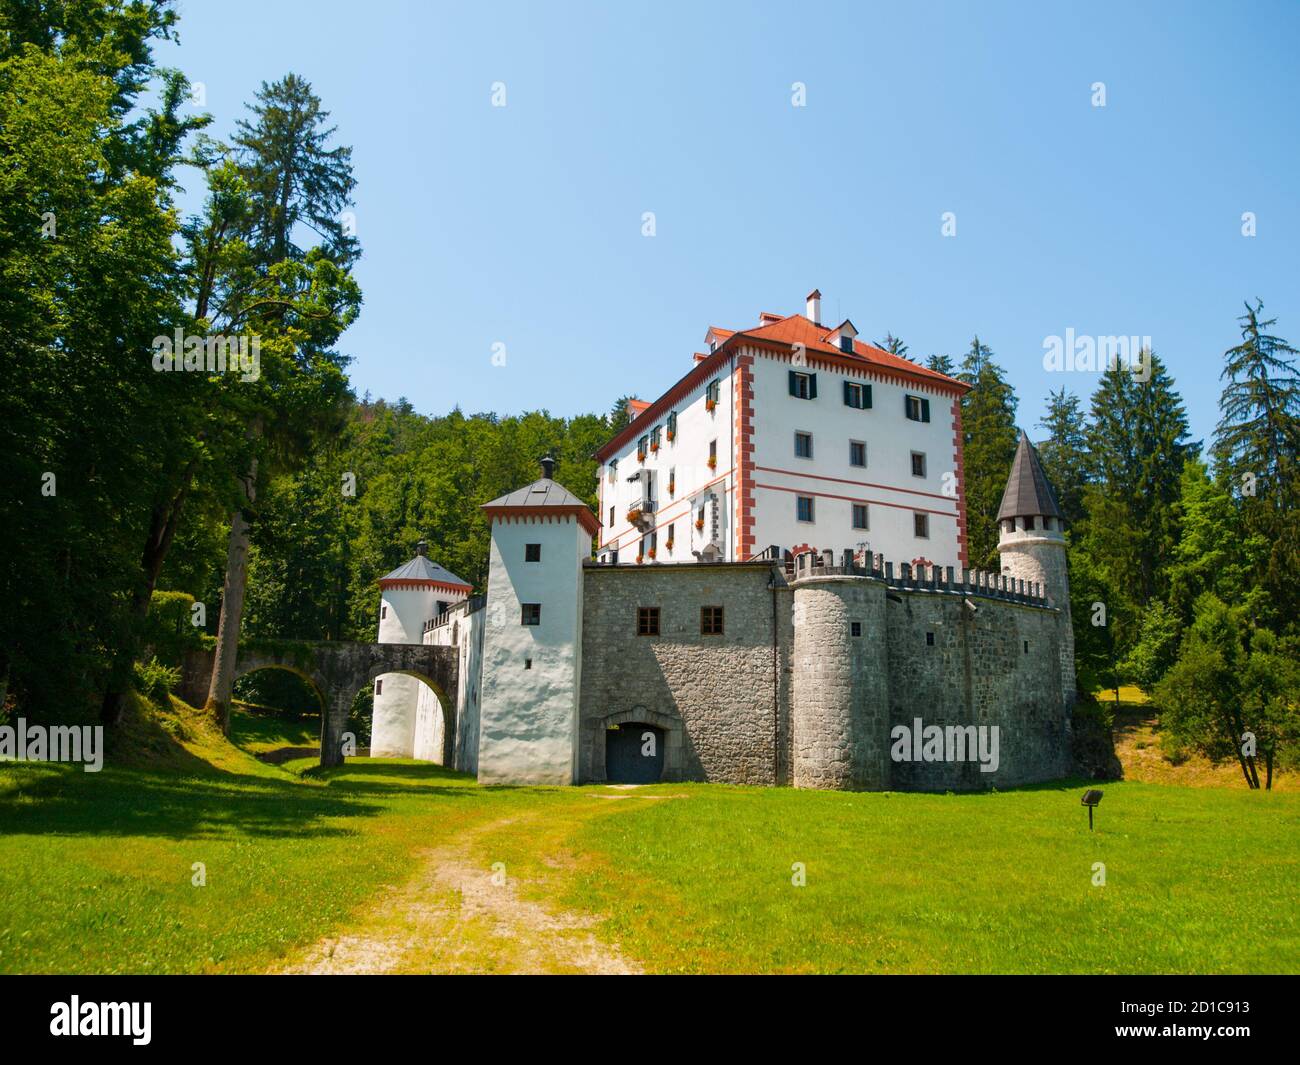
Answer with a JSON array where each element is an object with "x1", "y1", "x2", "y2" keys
[{"x1": 160, "y1": 0, "x2": 1300, "y2": 446}]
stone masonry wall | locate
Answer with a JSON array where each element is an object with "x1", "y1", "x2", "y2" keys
[
  {"x1": 885, "y1": 591, "x2": 1070, "y2": 790},
  {"x1": 579, "y1": 563, "x2": 783, "y2": 784}
]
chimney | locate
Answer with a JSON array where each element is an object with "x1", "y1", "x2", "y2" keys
[
  {"x1": 806, "y1": 289, "x2": 822, "y2": 325},
  {"x1": 539, "y1": 455, "x2": 555, "y2": 480},
  {"x1": 416, "y1": 540, "x2": 429, "y2": 556}
]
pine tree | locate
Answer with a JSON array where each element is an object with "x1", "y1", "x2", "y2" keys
[
  {"x1": 958, "y1": 337, "x2": 1018, "y2": 568},
  {"x1": 1212, "y1": 301, "x2": 1300, "y2": 628},
  {"x1": 925, "y1": 354, "x2": 955, "y2": 376},
  {"x1": 1036, "y1": 387, "x2": 1089, "y2": 526}
]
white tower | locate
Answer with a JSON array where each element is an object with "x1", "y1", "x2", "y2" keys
[
  {"x1": 476, "y1": 456, "x2": 597, "y2": 784},
  {"x1": 371, "y1": 541, "x2": 471, "y2": 757},
  {"x1": 997, "y1": 430, "x2": 1076, "y2": 707}
]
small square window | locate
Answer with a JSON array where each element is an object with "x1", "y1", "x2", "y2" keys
[
  {"x1": 852, "y1": 504, "x2": 868, "y2": 530},
  {"x1": 794, "y1": 431, "x2": 813, "y2": 458},
  {"x1": 914, "y1": 512, "x2": 929, "y2": 538},
  {"x1": 911, "y1": 452, "x2": 927, "y2": 478},
  {"x1": 850, "y1": 621, "x2": 862, "y2": 638},
  {"x1": 849, "y1": 440, "x2": 866, "y2": 467},
  {"x1": 797, "y1": 495, "x2": 815, "y2": 523},
  {"x1": 521, "y1": 603, "x2": 541, "y2": 626},
  {"x1": 701, "y1": 605, "x2": 724, "y2": 635},
  {"x1": 524, "y1": 658, "x2": 532, "y2": 670},
  {"x1": 525, "y1": 543, "x2": 541, "y2": 562},
  {"x1": 926, "y1": 631, "x2": 935, "y2": 646},
  {"x1": 638, "y1": 607, "x2": 660, "y2": 636}
]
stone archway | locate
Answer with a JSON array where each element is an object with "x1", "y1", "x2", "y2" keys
[
  {"x1": 582, "y1": 705, "x2": 684, "y2": 784},
  {"x1": 363, "y1": 666, "x2": 456, "y2": 766},
  {"x1": 178, "y1": 640, "x2": 459, "y2": 769}
]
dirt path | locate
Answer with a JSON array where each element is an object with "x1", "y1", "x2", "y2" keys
[{"x1": 275, "y1": 810, "x2": 644, "y2": 975}]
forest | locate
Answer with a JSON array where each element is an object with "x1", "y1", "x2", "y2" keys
[{"x1": 2, "y1": 0, "x2": 1297, "y2": 787}]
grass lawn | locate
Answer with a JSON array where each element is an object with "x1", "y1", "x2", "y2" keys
[
  {"x1": 228, "y1": 703, "x2": 321, "y2": 754},
  {"x1": 1, "y1": 695, "x2": 1296, "y2": 974}
]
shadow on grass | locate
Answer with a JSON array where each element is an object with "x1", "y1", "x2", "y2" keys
[{"x1": 0, "y1": 758, "x2": 489, "y2": 843}]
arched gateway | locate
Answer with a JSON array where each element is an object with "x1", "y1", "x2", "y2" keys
[{"x1": 178, "y1": 641, "x2": 458, "y2": 768}]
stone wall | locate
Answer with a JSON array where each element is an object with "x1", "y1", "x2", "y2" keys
[
  {"x1": 578, "y1": 562, "x2": 783, "y2": 784},
  {"x1": 884, "y1": 590, "x2": 1070, "y2": 790}
]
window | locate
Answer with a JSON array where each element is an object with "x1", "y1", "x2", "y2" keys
[
  {"x1": 794, "y1": 431, "x2": 813, "y2": 458},
  {"x1": 637, "y1": 435, "x2": 648, "y2": 460},
  {"x1": 668, "y1": 521, "x2": 675, "y2": 549},
  {"x1": 843, "y1": 380, "x2": 872, "y2": 408},
  {"x1": 608, "y1": 460, "x2": 617, "y2": 482},
  {"x1": 852, "y1": 504, "x2": 868, "y2": 530},
  {"x1": 926, "y1": 631, "x2": 935, "y2": 646},
  {"x1": 706, "y1": 379, "x2": 721, "y2": 407},
  {"x1": 839, "y1": 334, "x2": 854, "y2": 354},
  {"x1": 1024, "y1": 515, "x2": 1036, "y2": 530},
  {"x1": 525, "y1": 543, "x2": 541, "y2": 562},
  {"x1": 668, "y1": 467, "x2": 676, "y2": 496},
  {"x1": 667, "y1": 410, "x2": 678, "y2": 437},
  {"x1": 850, "y1": 621, "x2": 862, "y2": 638},
  {"x1": 380, "y1": 605, "x2": 387, "y2": 620},
  {"x1": 521, "y1": 603, "x2": 541, "y2": 626},
  {"x1": 788, "y1": 370, "x2": 817, "y2": 399},
  {"x1": 701, "y1": 606, "x2": 724, "y2": 635},
  {"x1": 849, "y1": 440, "x2": 866, "y2": 467},
  {"x1": 914, "y1": 512, "x2": 929, "y2": 538},
  {"x1": 436, "y1": 599, "x2": 449, "y2": 616},
  {"x1": 708, "y1": 439, "x2": 717, "y2": 469},
  {"x1": 911, "y1": 451, "x2": 927, "y2": 477},
  {"x1": 638, "y1": 607, "x2": 660, "y2": 636},
  {"x1": 609, "y1": 505, "x2": 615, "y2": 527},
  {"x1": 1023, "y1": 640, "x2": 1030, "y2": 654},
  {"x1": 797, "y1": 495, "x2": 815, "y2": 523},
  {"x1": 905, "y1": 394, "x2": 931, "y2": 422},
  {"x1": 650, "y1": 425, "x2": 662, "y2": 449},
  {"x1": 524, "y1": 658, "x2": 532, "y2": 669},
  {"x1": 375, "y1": 679, "x2": 383, "y2": 695}
]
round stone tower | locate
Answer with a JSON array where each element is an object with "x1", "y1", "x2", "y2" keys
[
  {"x1": 791, "y1": 571, "x2": 890, "y2": 789},
  {"x1": 996, "y1": 430, "x2": 1075, "y2": 707}
]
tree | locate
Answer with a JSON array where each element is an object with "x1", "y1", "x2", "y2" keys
[
  {"x1": 1036, "y1": 387, "x2": 1089, "y2": 526},
  {"x1": 876, "y1": 333, "x2": 908, "y2": 358},
  {"x1": 958, "y1": 337, "x2": 1018, "y2": 568},
  {"x1": 1212, "y1": 300, "x2": 1300, "y2": 627},
  {"x1": 925, "y1": 354, "x2": 955, "y2": 376},
  {"x1": 1156, "y1": 594, "x2": 1298, "y2": 789}
]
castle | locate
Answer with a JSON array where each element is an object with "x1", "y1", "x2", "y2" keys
[{"x1": 368, "y1": 292, "x2": 1076, "y2": 791}]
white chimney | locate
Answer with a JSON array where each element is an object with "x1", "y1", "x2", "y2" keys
[{"x1": 806, "y1": 289, "x2": 822, "y2": 325}]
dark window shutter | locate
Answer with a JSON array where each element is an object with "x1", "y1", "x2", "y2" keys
[
  {"x1": 809, "y1": 373, "x2": 818, "y2": 399},
  {"x1": 921, "y1": 398, "x2": 931, "y2": 422},
  {"x1": 904, "y1": 395, "x2": 912, "y2": 417},
  {"x1": 788, "y1": 370, "x2": 798, "y2": 396},
  {"x1": 864, "y1": 384, "x2": 873, "y2": 409},
  {"x1": 842, "y1": 380, "x2": 852, "y2": 406}
]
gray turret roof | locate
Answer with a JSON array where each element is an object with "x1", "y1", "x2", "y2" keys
[
  {"x1": 997, "y1": 430, "x2": 1062, "y2": 521},
  {"x1": 482, "y1": 478, "x2": 589, "y2": 510},
  {"x1": 380, "y1": 551, "x2": 470, "y2": 588}
]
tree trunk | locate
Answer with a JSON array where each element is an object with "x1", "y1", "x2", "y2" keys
[
  {"x1": 206, "y1": 462, "x2": 257, "y2": 735},
  {"x1": 1265, "y1": 751, "x2": 1273, "y2": 791}
]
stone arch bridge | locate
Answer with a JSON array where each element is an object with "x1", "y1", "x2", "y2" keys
[{"x1": 178, "y1": 640, "x2": 458, "y2": 768}]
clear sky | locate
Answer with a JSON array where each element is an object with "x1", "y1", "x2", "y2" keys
[{"x1": 159, "y1": 0, "x2": 1300, "y2": 446}]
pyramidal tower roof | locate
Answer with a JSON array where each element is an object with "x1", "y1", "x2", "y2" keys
[
  {"x1": 997, "y1": 430, "x2": 1063, "y2": 521},
  {"x1": 482, "y1": 456, "x2": 600, "y2": 535},
  {"x1": 379, "y1": 541, "x2": 472, "y2": 590}
]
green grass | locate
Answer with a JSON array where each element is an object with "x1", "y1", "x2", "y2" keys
[
  {"x1": 1, "y1": 694, "x2": 1297, "y2": 974},
  {"x1": 228, "y1": 704, "x2": 320, "y2": 754}
]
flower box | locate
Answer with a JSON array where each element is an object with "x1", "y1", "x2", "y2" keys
[
  {"x1": 627, "y1": 508, "x2": 642, "y2": 523},
  {"x1": 706, "y1": 455, "x2": 717, "y2": 470},
  {"x1": 666, "y1": 430, "x2": 675, "y2": 442},
  {"x1": 637, "y1": 451, "x2": 646, "y2": 462},
  {"x1": 648, "y1": 549, "x2": 657, "y2": 560},
  {"x1": 650, "y1": 442, "x2": 659, "y2": 453},
  {"x1": 705, "y1": 399, "x2": 716, "y2": 413},
  {"x1": 635, "y1": 554, "x2": 644, "y2": 564},
  {"x1": 695, "y1": 518, "x2": 705, "y2": 531}
]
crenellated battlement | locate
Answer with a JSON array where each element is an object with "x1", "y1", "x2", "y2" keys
[{"x1": 783, "y1": 548, "x2": 1051, "y2": 607}]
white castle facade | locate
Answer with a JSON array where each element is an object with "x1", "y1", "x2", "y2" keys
[{"x1": 368, "y1": 292, "x2": 1076, "y2": 790}]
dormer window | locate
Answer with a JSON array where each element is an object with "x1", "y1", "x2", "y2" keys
[{"x1": 840, "y1": 334, "x2": 854, "y2": 353}]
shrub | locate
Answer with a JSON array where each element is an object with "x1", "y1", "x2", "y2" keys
[{"x1": 132, "y1": 657, "x2": 180, "y2": 703}]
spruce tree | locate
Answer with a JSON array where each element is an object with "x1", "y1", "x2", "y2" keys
[
  {"x1": 1036, "y1": 387, "x2": 1089, "y2": 526},
  {"x1": 958, "y1": 337, "x2": 1018, "y2": 568}
]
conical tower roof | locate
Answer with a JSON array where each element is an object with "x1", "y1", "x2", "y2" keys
[
  {"x1": 379, "y1": 541, "x2": 471, "y2": 590},
  {"x1": 997, "y1": 430, "x2": 1062, "y2": 521}
]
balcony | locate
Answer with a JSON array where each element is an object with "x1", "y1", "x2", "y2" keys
[{"x1": 627, "y1": 499, "x2": 656, "y2": 529}]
